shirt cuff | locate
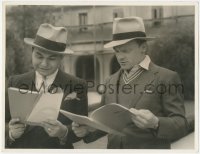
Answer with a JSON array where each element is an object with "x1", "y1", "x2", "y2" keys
[
  {"x1": 59, "y1": 126, "x2": 68, "y2": 145},
  {"x1": 9, "y1": 131, "x2": 15, "y2": 141}
]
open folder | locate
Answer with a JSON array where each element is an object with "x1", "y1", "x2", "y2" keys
[
  {"x1": 60, "y1": 103, "x2": 136, "y2": 136},
  {"x1": 8, "y1": 87, "x2": 63, "y2": 126}
]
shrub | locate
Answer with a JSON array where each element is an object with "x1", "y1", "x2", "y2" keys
[{"x1": 149, "y1": 21, "x2": 194, "y2": 100}]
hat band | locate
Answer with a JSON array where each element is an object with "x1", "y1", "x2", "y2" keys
[
  {"x1": 113, "y1": 31, "x2": 146, "y2": 40},
  {"x1": 34, "y1": 35, "x2": 66, "y2": 52}
]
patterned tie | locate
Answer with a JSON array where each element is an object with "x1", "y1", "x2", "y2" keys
[{"x1": 41, "y1": 76, "x2": 48, "y2": 93}]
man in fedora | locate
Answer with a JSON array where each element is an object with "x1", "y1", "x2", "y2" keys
[
  {"x1": 72, "y1": 17, "x2": 189, "y2": 149},
  {"x1": 6, "y1": 23, "x2": 88, "y2": 148}
]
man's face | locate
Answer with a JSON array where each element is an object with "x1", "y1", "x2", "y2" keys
[
  {"x1": 32, "y1": 48, "x2": 63, "y2": 76},
  {"x1": 114, "y1": 40, "x2": 146, "y2": 70}
]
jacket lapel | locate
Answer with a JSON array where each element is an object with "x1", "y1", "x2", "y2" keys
[
  {"x1": 106, "y1": 63, "x2": 159, "y2": 108},
  {"x1": 129, "y1": 62, "x2": 159, "y2": 107},
  {"x1": 49, "y1": 70, "x2": 71, "y2": 95},
  {"x1": 20, "y1": 71, "x2": 37, "y2": 91}
]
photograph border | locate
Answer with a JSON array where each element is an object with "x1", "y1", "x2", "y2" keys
[{"x1": 1, "y1": 0, "x2": 199, "y2": 153}]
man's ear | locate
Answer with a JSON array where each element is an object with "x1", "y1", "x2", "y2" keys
[{"x1": 140, "y1": 42, "x2": 148, "y2": 54}]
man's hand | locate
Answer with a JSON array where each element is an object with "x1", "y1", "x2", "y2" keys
[
  {"x1": 72, "y1": 122, "x2": 96, "y2": 137},
  {"x1": 130, "y1": 108, "x2": 159, "y2": 129},
  {"x1": 42, "y1": 119, "x2": 68, "y2": 138},
  {"x1": 9, "y1": 118, "x2": 26, "y2": 140}
]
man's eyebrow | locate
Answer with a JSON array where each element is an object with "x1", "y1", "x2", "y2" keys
[
  {"x1": 49, "y1": 55, "x2": 58, "y2": 58},
  {"x1": 35, "y1": 51, "x2": 43, "y2": 56},
  {"x1": 113, "y1": 47, "x2": 120, "y2": 52}
]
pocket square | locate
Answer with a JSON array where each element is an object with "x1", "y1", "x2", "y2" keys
[
  {"x1": 64, "y1": 92, "x2": 80, "y2": 101},
  {"x1": 144, "y1": 89, "x2": 153, "y2": 94}
]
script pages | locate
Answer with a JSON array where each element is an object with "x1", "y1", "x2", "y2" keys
[
  {"x1": 8, "y1": 87, "x2": 41, "y2": 122},
  {"x1": 26, "y1": 92, "x2": 64, "y2": 126},
  {"x1": 60, "y1": 103, "x2": 135, "y2": 136},
  {"x1": 8, "y1": 87, "x2": 63, "y2": 126}
]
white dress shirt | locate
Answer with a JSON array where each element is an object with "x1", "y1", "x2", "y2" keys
[
  {"x1": 123, "y1": 55, "x2": 151, "y2": 84},
  {"x1": 35, "y1": 69, "x2": 58, "y2": 93}
]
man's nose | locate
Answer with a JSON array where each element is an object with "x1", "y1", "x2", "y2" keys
[
  {"x1": 116, "y1": 52, "x2": 125, "y2": 60},
  {"x1": 40, "y1": 59, "x2": 48, "y2": 67}
]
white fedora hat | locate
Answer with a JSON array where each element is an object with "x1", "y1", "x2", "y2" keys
[
  {"x1": 104, "y1": 17, "x2": 155, "y2": 48},
  {"x1": 24, "y1": 23, "x2": 74, "y2": 54}
]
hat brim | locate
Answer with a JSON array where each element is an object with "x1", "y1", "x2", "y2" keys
[
  {"x1": 104, "y1": 37, "x2": 156, "y2": 48},
  {"x1": 24, "y1": 38, "x2": 74, "y2": 55}
]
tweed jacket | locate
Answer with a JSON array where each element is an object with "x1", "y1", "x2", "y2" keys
[{"x1": 84, "y1": 62, "x2": 188, "y2": 149}]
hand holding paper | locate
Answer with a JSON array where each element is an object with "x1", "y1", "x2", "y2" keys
[
  {"x1": 8, "y1": 87, "x2": 64, "y2": 127},
  {"x1": 41, "y1": 119, "x2": 68, "y2": 138},
  {"x1": 9, "y1": 118, "x2": 26, "y2": 140},
  {"x1": 72, "y1": 122, "x2": 96, "y2": 137},
  {"x1": 130, "y1": 108, "x2": 159, "y2": 129}
]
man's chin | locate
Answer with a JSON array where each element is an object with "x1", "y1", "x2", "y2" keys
[
  {"x1": 120, "y1": 66, "x2": 132, "y2": 71},
  {"x1": 37, "y1": 70, "x2": 50, "y2": 76}
]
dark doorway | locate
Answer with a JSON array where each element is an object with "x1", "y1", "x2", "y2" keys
[
  {"x1": 110, "y1": 56, "x2": 120, "y2": 74},
  {"x1": 76, "y1": 55, "x2": 100, "y2": 90}
]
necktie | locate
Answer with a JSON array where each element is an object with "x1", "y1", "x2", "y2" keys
[{"x1": 41, "y1": 76, "x2": 48, "y2": 93}]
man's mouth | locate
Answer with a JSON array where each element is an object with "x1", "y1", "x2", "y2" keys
[
  {"x1": 39, "y1": 68, "x2": 50, "y2": 71},
  {"x1": 119, "y1": 61, "x2": 127, "y2": 65}
]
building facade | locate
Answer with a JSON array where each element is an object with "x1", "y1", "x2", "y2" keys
[
  {"x1": 6, "y1": 5, "x2": 194, "y2": 91},
  {"x1": 50, "y1": 6, "x2": 194, "y2": 90}
]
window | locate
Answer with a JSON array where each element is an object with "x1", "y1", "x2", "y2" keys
[
  {"x1": 152, "y1": 7, "x2": 163, "y2": 19},
  {"x1": 76, "y1": 55, "x2": 100, "y2": 90},
  {"x1": 113, "y1": 8, "x2": 124, "y2": 19},
  {"x1": 152, "y1": 6, "x2": 163, "y2": 26},
  {"x1": 79, "y1": 13, "x2": 88, "y2": 31},
  {"x1": 153, "y1": 9, "x2": 158, "y2": 19},
  {"x1": 110, "y1": 56, "x2": 120, "y2": 74}
]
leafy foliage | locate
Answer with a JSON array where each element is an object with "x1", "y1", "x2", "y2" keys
[
  {"x1": 149, "y1": 21, "x2": 194, "y2": 100},
  {"x1": 6, "y1": 6, "x2": 58, "y2": 78}
]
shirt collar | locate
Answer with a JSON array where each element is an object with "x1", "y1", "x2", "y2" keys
[
  {"x1": 35, "y1": 69, "x2": 58, "y2": 82},
  {"x1": 139, "y1": 55, "x2": 151, "y2": 70},
  {"x1": 124, "y1": 55, "x2": 151, "y2": 75}
]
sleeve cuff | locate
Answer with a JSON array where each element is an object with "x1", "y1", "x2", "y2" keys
[
  {"x1": 59, "y1": 126, "x2": 68, "y2": 145},
  {"x1": 9, "y1": 131, "x2": 15, "y2": 142}
]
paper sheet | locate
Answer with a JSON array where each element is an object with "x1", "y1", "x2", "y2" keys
[{"x1": 27, "y1": 92, "x2": 64, "y2": 125}]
